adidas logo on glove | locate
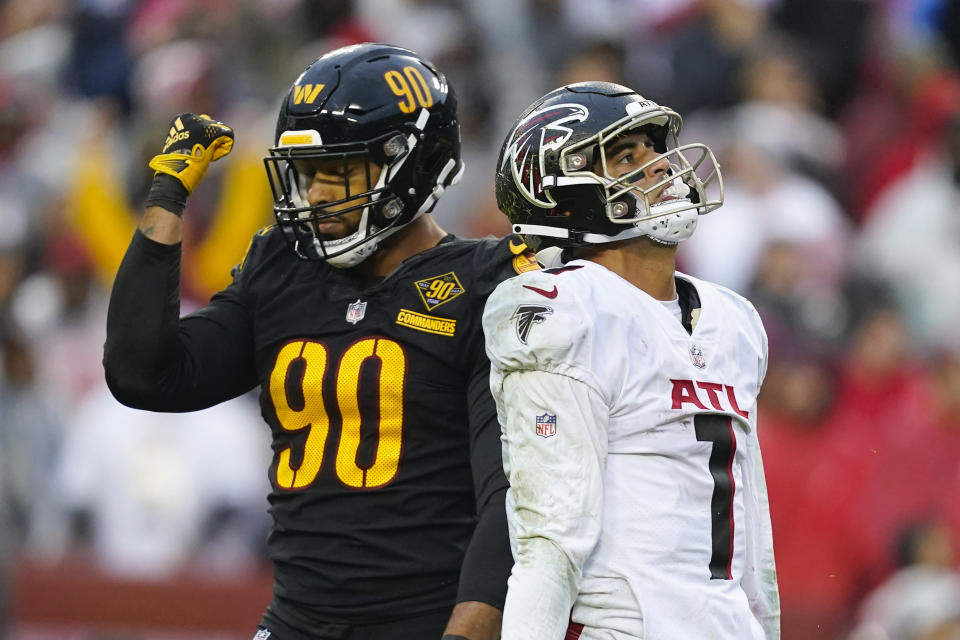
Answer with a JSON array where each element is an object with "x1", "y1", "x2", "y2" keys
[
  {"x1": 164, "y1": 130, "x2": 190, "y2": 149},
  {"x1": 163, "y1": 117, "x2": 191, "y2": 150},
  {"x1": 149, "y1": 113, "x2": 234, "y2": 193}
]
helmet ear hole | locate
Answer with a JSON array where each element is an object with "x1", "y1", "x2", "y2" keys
[{"x1": 419, "y1": 147, "x2": 447, "y2": 183}]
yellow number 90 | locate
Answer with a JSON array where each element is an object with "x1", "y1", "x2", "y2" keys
[
  {"x1": 384, "y1": 66, "x2": 434, "y2": 114},
  {"x1": 270, "y1": 338, "x2": 406, "y2": 490},
  {"x1": 427, "y1": 279, "x2": 454, "y2": 300}
]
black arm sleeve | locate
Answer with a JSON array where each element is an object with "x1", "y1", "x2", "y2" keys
[
  {"x1": 104, "y1": 230, "x2": 258, "y2": 412},
  {"x1": 455, "y1": 357, "x2": 513, "y2": 609}
]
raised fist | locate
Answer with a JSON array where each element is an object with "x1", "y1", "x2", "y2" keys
[{"x1": 148, "y1": 113, "x2": 234, "y2": 193}]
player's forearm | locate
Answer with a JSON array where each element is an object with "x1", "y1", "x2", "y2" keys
[
  {"x1": 501, "y1": 538, "x2": 580, "y2": 640},
  {"x1": 443, "y1": 601, "x2": 502, "y2": 640},
  {"x1": 748, "y1": 520, "x2": 781, "y2": 640},
  {"x1": 103, "y1": 228, "x2": 183, "y2": 406},
  {"x1": 140, "y1": 206, "x2": 183, "y2": 245},
  {"x1": 757, "y1": 610, "x2": 781, "y2": 640},
  {"x1": 743, "y1": 431, "x2": 781, "y2": 639},
  {"x1": 455, "y1": 484, "x2": 511, "y2": 606}
]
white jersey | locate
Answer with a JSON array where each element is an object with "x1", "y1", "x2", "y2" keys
[{"x1": 483, "y1": 259, "x2": 780, "y2": 640}]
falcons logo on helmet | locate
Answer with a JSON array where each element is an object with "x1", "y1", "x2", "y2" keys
[
  {"x1": 501, "y1": 103, "x2": 589, "y2": 208},
  {"x1": 512, "y1": 304, "x2": 553, "y2": 344}
]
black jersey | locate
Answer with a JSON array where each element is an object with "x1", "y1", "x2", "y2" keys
[{"x1": 104, "y1": 227, "x2": 538, "y2": 629}]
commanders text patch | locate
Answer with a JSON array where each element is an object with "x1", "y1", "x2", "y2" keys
[
  {"x1": 396, "y1": 309, "x2": 457, "y2": 337},
  {"x1": 415, "y1": 272, "x2": 465, "y2": 311}
]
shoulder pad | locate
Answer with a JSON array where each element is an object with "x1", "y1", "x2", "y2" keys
[
  {"x1": 231, "y1": 225, "x2": 286, "y2": 282},
  {"x1": 482, "y1": 269, "x2": 598, "y2": 387},
  {"x1": 464, "y1": 234, "x2": 541, "y2": 299},
  {"x1": 505, "y1": 235, "x2": 541, "y2": 275}
]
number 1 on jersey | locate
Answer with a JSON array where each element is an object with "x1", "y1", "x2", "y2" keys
[{"x1": 695, "y1": 414, "x2": 737, "y2": 580}]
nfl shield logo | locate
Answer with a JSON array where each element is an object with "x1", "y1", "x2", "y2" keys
[
  {"x1": 535, "y1": 413, "x2": 557, "y2": 438},
  {"x1": 253, "y1": 630, "x2": 271, "y2": 640},
  {"x1": 690, "y1": 344, "x2": 706, "y2": 369},
  {"x1": 346, "y1": 299, "x2": 367, "y2": 324}
]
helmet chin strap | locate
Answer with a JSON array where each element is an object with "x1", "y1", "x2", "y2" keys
[
  {"x1": 322, "y1": 211, "x2": 427, "y2": 269},
  {"x1": 631, "y1": 194, "x2": 699, "y2": 245},
  {"x1": 319, "y1": 159, "x2": 391, "y2": 269},
  {"x1": 321, "y1": 156, "x2": 461, "y2": 269},
  {"x1": 620, "y1": 175, "x2": 698, "y2": 245},
  {"x1": 319, "y1": 204, "x2": 396, "y2": 269},
  {"x1": 639, "y1": 212, "x2": 698, "y2": 245}
]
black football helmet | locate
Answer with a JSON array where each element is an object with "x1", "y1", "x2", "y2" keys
[
  {"x1": 495, "y1": 81, "x2": 723, "y2": 250},
  {"x1": 264, "y1": 43, "x2": 463, "y2": 267}
]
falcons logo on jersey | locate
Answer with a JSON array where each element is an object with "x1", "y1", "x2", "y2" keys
[
  {"x1": 513, "y1": 304, "x2": 553, "y2": 344},
  {"x1": 501, "y1": 103, "x2": 589, "y2": 207}
]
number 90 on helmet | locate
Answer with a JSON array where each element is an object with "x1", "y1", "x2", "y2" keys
[
  {"x1": 264, "y1": 43, "x2": 463, "y2": 268},
  {"x1": 495, "y1": 81, "x2": 723, "y2": 250}
]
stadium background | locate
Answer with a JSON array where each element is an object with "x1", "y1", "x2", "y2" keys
[{"x1": 1, "y1": 0, "x2": 959, "y2": 638}]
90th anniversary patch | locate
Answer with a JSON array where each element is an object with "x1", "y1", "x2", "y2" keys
[{"x1": 415, "y1": 272, "x2": 465, "y2": 311}]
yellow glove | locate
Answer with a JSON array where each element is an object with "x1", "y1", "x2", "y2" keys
[{"x1": 148, "y1": 113, "x2": 235, "y2": 193}]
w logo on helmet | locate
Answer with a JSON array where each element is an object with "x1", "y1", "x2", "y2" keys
[
  {"x1": 293, "y1": 84, "x2": 325, "y2": 105},
  {"x1": 500, "y1": 104, "x2": 588, "y2": 208}
]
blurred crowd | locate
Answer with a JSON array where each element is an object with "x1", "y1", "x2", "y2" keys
[{"x1": 1, "y1": 0, "x2": 959, "y2": 638}]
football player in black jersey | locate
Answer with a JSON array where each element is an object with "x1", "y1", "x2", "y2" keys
[{"x1": 104, "y1": 43, "x2": 537, "y2": 640}]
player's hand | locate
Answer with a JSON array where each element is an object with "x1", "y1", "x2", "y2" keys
[{"x1": 148, "y1": 113, "x2": 234, "y2": 193}]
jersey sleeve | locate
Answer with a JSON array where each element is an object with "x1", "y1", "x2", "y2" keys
[
  {"x1": 740, "y1": 417, "x2": 781, "y2": 639},
  {"x1": 482, "y1": 271, "x2": 605, "y2": 397},
  {"x1": 103, "y1": 229, "x2": 260, "y2": 412},
  {"x1": 454, "y1": 235, "x2": 536, "y2": 609},
  {"x1": 497, "y1": 369, "x2": 608, "y2": 640},
  {"x1": 454, "y1": 355, "x2": 512, "y2": 608},
  {"x1": 483, "y1": 271, "x2": 611, "y2": 639},
  {"x1": 740, "y1": 303, "x2": 780, "y2": 638},
  {"x1": 713, "y1": 281, "x2": 770, "y2": 387},
  {"x1": 746, "y1": 299, "x2": 770, "y2": 386}
]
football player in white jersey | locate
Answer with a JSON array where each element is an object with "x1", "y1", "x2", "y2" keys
[{"x1": 482, "y1": 82, "x2": 780, "y2": 640}]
